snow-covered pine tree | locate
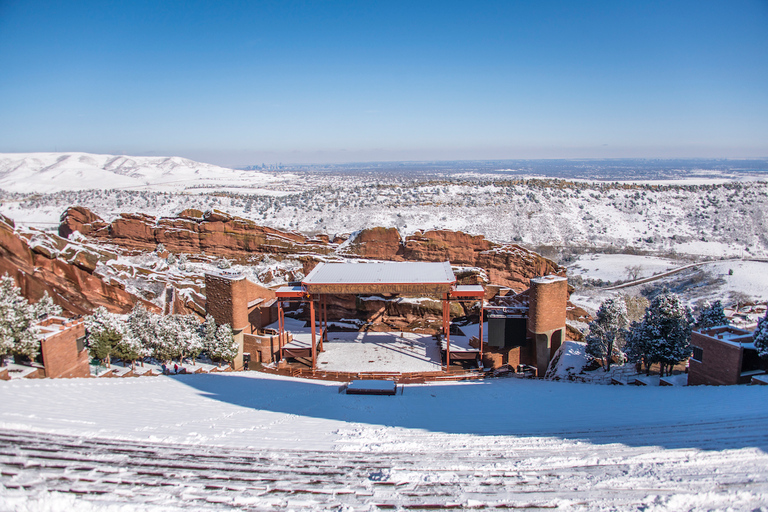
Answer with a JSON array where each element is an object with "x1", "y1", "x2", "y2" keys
[
  {"x1": 206, "y1": 323, "x2": 238, "y2": 367},
  {"x1": 695, "y1": 300, "x2": 728, "y2": 329},
  {"x1": 84, "y1": 307, "x2": 125, "y2": 367},
  {"x1": 0, "y1": 274, "x2": 40, "y2": 363},
  {"x1": 170, "y1": 314, "x2": 204, "y2": 363},
  {"x1": 754, "y1": 311, "x2": 768, "y2": 360},
  {"x1": 155, "y1": 314, "x2": 183, "y2": 362},
  {"x1": 625, "y1": 292, "x2": 694, "y2": 376},
  {"x1": 126, "y1": 306, "x2": 163, "y2": 361},
  {"x1": 202, "y1": 314, "x2": 217, "y2": 347},
  {"x1": 34, "y1": 292, "x2": 62, "y2": 320},
  {"x1": 585, "y1": 297, "x2": 628, "y2": 371}
]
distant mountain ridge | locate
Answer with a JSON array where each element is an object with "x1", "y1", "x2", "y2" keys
[{"x1": 0, "y1": 152, "x2": 275, "y2": 193}]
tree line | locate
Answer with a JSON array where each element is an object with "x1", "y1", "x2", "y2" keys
[
  {"x1": 85, "y1": 307, "x2": 238, "y2": 369},
  {"x1": 0, "y1": 274, "x2": 238, "y2": 370},
  {"x1": 586, "y1": 293, "x2": 768, "y2": 375}
]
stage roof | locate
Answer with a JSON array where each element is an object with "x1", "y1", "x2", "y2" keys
[{"x1": 302, "y1": 261, "x2": 457, "y2": 295}]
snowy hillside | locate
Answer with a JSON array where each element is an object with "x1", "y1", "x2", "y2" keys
[
  {"x1": 2, "y1": 152, "x2": 768, "y2": 258},
  {"x1": 0, "y1": 152, "x2": 285, "y2": 193}
]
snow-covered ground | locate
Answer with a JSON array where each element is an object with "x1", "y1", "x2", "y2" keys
[
  {"x1": 1, "y1": 373, "x2": 767, "y2": 510},
  {"x1": 0, "y1": 152, "x2": 289, "y2": 193},
  {"x1": 318, "y1": 331, "x2": 442, "y2": 373},
  {"x1": 568, "y1": 254, "x2": 682, "y2": 283},
  {"x1": 569, "y1": 257, "x2": 768, "y2": 313}
]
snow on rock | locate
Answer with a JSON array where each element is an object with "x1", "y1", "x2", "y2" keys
[{"x1": 545, "y1": 340, "x2": 590, "y2": 380}]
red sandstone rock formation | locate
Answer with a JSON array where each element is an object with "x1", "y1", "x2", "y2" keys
[
  {"x1": 60, "y1": 207, "x2": 335, "y2": 259},
  {"x1": 59, "y1": 207, "x2": 564, "y2": 292},
  {"x1": 344, "y1": 228, "x2": 564, "y2": 291},
  {"x1": 0, "y1": 216, "x2": 157, "y2": 316}
]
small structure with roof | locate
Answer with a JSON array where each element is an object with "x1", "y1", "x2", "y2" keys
[
  {"x1": 688, "y1": 325, "x2": 766, "y2": 385},
  {"x1": 275, "y1": 261, "x2": 485, "y2": 370}
]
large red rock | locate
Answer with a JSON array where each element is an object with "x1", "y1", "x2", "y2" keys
[
  {"x1": 1, "y1": 220, "x2": 157, "y2": 316},
  {"x1": 60, "y1": 207, "x2": 336, "y2": 260},
  {"x1": 341, "y1": 227, "x2": 405, "y2": 260},
  {"x1": 58, "y1": 206, "x2": 108, "y2": 238},
  {"x1": 344, "y1": 228, "x2": 564, "y2": 291}
]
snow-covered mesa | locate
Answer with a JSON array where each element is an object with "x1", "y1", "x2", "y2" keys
[{"x1": 0, "y1": 152, "x2": 290, "y2": 193}]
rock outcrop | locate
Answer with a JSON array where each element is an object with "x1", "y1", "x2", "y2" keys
[
  {"x1": 60, "y1": 207, "x2": 336, "y2": 258},
  {"x1": 59, "y1": 207, "x2": 564, "y2": 292},
  {"x1": 0, "y1": 216, "x2": 157, "y2": 316},
  {"x1": 344, "y1": 228, "x2": 564, "y2": 291}
]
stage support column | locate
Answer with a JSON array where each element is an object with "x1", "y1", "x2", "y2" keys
[
  {"x1": 479, "y1": 301, "x2": 484, "y2": 365},
  {"x1": 310, "y1": 295, "x2": 317, "y2": 369},
  {"x1": 320, "y1": 295, "x2": 326, "y2": 352},
  {"x1": 278, "y1": 301, "x2": 284, "y2": 361},
  {"x1": 443, "y1": 293, "x2": 450, "y2": 370}
]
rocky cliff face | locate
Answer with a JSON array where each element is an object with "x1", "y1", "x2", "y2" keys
[
  {"x1": 0, "y1": 215, "x2": 157, "y2": 316},
  {"x1": 60, "y1": 207, "x2": 335, "y2": 258},
  {"x1": 343, "y1": 228, "x2": 565, "y2": 291},
  {"x1": 60, "y1": 207, "x2": 564, "y2": 292}
]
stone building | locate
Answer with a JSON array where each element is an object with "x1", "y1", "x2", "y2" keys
[
  {"x1": 37, "y1": 317, "x2": 90, "y2": 379},
  {"x1": 688, "y1": 326, "x2": 766, "y2": 386},
  {"x1": 204, "y1": 271, "x2": 279, "y2": 370},
  {"x1": 485, "y1": 275, "x2": 568, "y2": 376}
]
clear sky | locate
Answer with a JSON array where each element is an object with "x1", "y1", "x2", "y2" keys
[{"x1": 1, "y1": 0, "x2": 767, "y2": 166}]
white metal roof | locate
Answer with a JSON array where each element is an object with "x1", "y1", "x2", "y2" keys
[{"x1": 303, "y1": 261, "x2": 455, "y2": 285}]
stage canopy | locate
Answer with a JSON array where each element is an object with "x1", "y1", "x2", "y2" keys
[{"x1": 302, "y1": 261, "x2": 457, "y2": 296}]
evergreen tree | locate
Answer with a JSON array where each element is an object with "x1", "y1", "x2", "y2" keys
[
  {"x1": 34, "y1": 292, "x2": 62, "y2": 320},
  {"x1": 157, "y1": 314, "x2": 204, "y2": 362},
  {"x1": 585, "y1": 297, "x2": 628, "y2": 371},
  {"x1": 625, "y1": 292, "x2": 694, "y2": 376},
  {"x1": 0, "y1": 274, "x2": 41, "y2": 362},
  {"x1": 695, "y1": 300, "x2": 728, "y2": 329},
  {"x1": 206, "y1": 323, "x2": 238, "y2": 367},
  {"x1": 126, "y1": 306, "x2": 163, "y2": 360},
  {"x1": 754, "y1": 311, "x2": 768, "y2": 360},
  {"x1": 84, "y1": 307, "x2": 125, "y2": 367}
]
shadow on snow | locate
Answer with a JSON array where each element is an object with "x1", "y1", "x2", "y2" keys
[{"x1": 173, "y1": 372, "x2": 768, "y2": 452}]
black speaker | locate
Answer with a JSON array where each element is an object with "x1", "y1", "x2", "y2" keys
[{"x1": 488, "y1": 316, "x2": 528, "y2": 348}]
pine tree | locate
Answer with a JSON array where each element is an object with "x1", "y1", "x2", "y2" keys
[
  {"x1": 159, "y1": 314, "x2": 204, "y2": 363},
  {"x1": 585, "y1": 297, "x2": 628, "y2": 371},
  {"x1": 0, "y1": 274, "x2": 41, "y2": 363},
  {"x1": 695, "y1": 300, "x2": 728, "y2": 329},
  {"x1": 126, "y1": 306, "x2": 162, "y2": 361},
  {"x1": 625, "y1": 292, "x2": 694, "y2": 376},
  {"x1": 34, "y1": 292, "x2": 62, "y2": 320},
  {"x1": 206, "y1": 323, "x2": 238, "y2": 367},
  {"x1": 754, "y1": 311, "x2": 768, "y2": 360},
  {"x1": 85, "y1": 307, "x2": 125, "y2": 367}
]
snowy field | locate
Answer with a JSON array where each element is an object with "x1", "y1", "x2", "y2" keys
[
  {"x1": 568, "y1": 254, "x2": 682, "y2": 282},
  {"x1": 569, "y1": 257, "x2": 768, "y2": 313},
  {"x1": 2, "y1": 152, "x2": 768, "y2": 259},
  {"x1": 1, "y1": 373, "x2": 767, "y2": 510}
]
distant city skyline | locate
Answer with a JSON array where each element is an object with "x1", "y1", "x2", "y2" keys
[{"x1": 1, "y1": 0, "x2": 766, "y2": 167}]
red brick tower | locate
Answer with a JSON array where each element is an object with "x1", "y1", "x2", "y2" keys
[
  {"x1": 527, "y1": 275, "x2": 568, "y2": 376},
  {"x1": 204, "y1": 271, "x2": 249, "y2": 369}
]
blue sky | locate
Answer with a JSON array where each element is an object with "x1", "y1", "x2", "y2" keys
[{"x1": 1, "y1": 0, "x2": 766, "y2": 166}]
